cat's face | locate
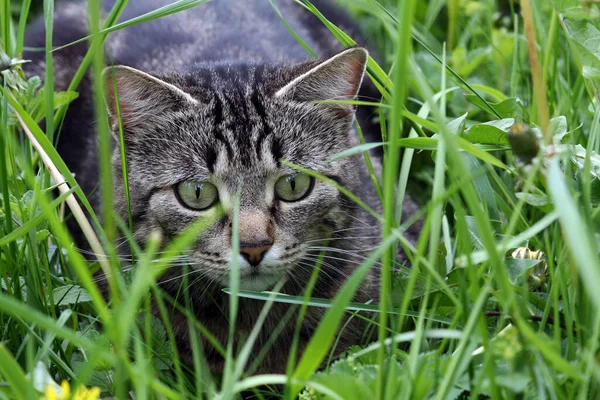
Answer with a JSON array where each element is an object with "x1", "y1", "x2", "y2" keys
[{"x1": 107, "y1": 48, "x2": 368, "y2": 291}]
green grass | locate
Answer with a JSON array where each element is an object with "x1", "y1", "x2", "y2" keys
[{"x1": 2, "y1": 0, "x2": 600, "y2": 398}]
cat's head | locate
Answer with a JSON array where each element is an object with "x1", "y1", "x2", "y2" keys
[{"x1": 105, "y1": 47, "x2": 371, "y2": 291}]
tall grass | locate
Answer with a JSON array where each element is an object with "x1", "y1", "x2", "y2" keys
[{"x1": 1, "y1": 0, "x2": 600, "y2": 398}]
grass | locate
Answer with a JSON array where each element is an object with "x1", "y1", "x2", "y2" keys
[{"x1": 1, "y1": 0, "x2": 600, "y2": 398}]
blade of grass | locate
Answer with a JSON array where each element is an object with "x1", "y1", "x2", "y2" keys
[
  {"x1": 231, "y1": 281, "x2": 286, "y2": 383},
  {"x1": 378, "y1": 2, "x2": 415, "y2": 398},
  {"x1": 434, "y1": 285, "x2": 490, "y2": 399},
  {"x1": 282, "y1": 160, "x2": 382, "y2": 222},
  {"x1": 231, "y1": 375, "x2": 342, "y2": 399},
  {"x1": 353, "y1": 328, "x2": 463, "y2": 358},
  {"x1": 220, "y1": 191, "x2": 241, "y2": 400},
  {"x1": 49, "y1": 0, "x2": 211, "y2": 53},
  {"x1": 295, "y1": 0, "x2": 392, "y2": 99},
  {"x1": 355, "y1": 121, "x2": 383, "y2": 201},
  {"x1": 268, "y1": 0, "x2": 316, "y2": 58},
  {"x1": 11, "y1": 94, "x2": 110, "y2": 277},
  {"x1": 290, "y1": 234, "x2": 397, "y2": 397},
  {"x1": 521, "y1": 0, "x2": 551, "y2": 140},
  {"x1": 2, "y1": 87, "x2": 104, "y2": 234},
  {"x1": 51, "y1": 0, "x2": 128, "y2": 129},
  {"x1": 225, "y1": 290, "x2": 454, "y2": 325},
  {"x1": 1, "y1": 0, "x2": 11, "y2": 56},
  {"x1": 15, "y1": 0, "x2": 32, "y2": 55},
  {"x1": 373, "y1": 0, "x2": 502, "y2": 119},
  {"x1": 0, "y1": 293, "x2": 115, "y2": 363},
  {"x1": 0, "y1": 345, "x2": 34, "y2": 399},
  {"x1": 0, "y1": 187, "x2": 75, "y2": 246},
  {"x1": 0, "y1": 84, "x2": 17, "y2": 261},
  {"x1": 547, "y1": 157, "x2": 600, "y2": 311},
  {"x1": 109, "y1": 67, "x2": 134, "y2": 239},
  {"x1": 115, "y1": 207, "x2": 224, "y2": 350},
  {"x1": 43, "y1": 0, "x2": 55, "y2": 144}
]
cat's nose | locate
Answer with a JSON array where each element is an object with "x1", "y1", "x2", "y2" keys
[{"x1": 240, "y1": 242, "x2": 272, "y2": 266}]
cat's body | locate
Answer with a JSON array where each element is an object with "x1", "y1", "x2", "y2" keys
[{"x1": 25, "y1": 0, "x2": 419, "y2": 373}]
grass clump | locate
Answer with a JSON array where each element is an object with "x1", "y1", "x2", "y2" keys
[{"x1": 1, "y1": 0, "x2": 600, "y2": 398}]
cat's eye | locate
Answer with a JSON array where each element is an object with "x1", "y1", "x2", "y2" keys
[
  {"x1": 274, "y1": 173, "x2": 314, "y2": 202},
  {"x1": 175, "y1": 181, "x2": 219, "y2": 210}
]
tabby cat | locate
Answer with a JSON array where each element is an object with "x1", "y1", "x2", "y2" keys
[{"x1": 25, "y1": 0, "x2": 419, "y2": 373}]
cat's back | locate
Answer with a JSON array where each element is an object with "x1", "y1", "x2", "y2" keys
[{"x1": 26, "y1": 0, "x2": 359, "y2": 79}]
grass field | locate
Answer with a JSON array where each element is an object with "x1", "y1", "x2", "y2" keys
[{"x1": 1, "y1": 0, "x2": 600, "y2": 398}]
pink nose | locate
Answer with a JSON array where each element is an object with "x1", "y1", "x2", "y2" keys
[{"x1": 240, "y1": 244, "x2": 272, "y2": 266}]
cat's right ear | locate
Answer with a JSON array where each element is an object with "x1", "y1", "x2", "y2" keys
[
  {"x1": 103, "y1": 65, "x2": 198, "y2": 134},
  {"x1": 275, "y1": 47, "x2": 368, "y2": 117}
]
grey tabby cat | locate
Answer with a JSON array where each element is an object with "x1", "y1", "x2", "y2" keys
[{"x1": 25, "y1": 0, "x2": 419, "y2": 373}]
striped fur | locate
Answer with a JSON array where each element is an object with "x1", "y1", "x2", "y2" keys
[{"x1": 24, "y1": 0, "x2": 420, "y2": 373}]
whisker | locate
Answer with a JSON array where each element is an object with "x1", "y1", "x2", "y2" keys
[{"x1": 303, "y1": 236, "x2": 381, "y2": 244}]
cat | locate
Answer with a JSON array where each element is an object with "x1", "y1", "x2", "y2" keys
[{"x1": 24, "y1": 0, "x2": 420, "y2": 373}]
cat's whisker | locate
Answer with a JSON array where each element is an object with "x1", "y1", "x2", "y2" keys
[
  {"x1": 159, "y1": 269, "x2": 204, "y2": 286},
  {"x1": 294, "y1": 260, "x2": 371, "y2": 298},
  {"x1": 303, "y1": 250, "x2": 382, "y2": 267},
  {"x1": 303, "y1": 235, "x2": 381, "y2": 244},
  {"x1": 306, "y1": 245, "x2": 381, "y2": 255},
  {"x1": 296, "y1": 260, "x2": 350, "y2": 282},
  {"x1": 327, "y1": 225, "x2": 378, "y2": 234},
  {"x1": 304, "y1": 255, "x2": 381, "y2": 269},
  {"x1": 345, "y1": 213, "x2": 380, "y2": 228}
]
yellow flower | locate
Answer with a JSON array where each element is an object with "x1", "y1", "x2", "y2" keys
[{"x1": 42, "y1": 380, "x2": 101, "y2": 400}]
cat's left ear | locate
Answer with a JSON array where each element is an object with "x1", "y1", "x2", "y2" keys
[
  {"x1": 103, "y1": 65, "x2": 198, "y2": 133},
  {"x1": 275, "y1": 47, "x2": 368, "y2": 114}
]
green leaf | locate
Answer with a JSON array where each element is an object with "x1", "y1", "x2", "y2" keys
[
  {"x1": 35, "y1": 229, "x2": 50, "y2": 242},
  {"x1": 549, "y1": 116, "x2": 568, "y2": 142},
  {"x1": 147, "y1": 316, "x2": 174, "y2": 370},
  {"x1": 515, "y1": 192, "x2": 549, "y2": 207},
  {"x1": 569, "y1": 144, "x2": 600, "y2": 180},
  {"x1": 52, "y1": 285, "x2": 93, "y2": 306},
  {"x1": 311, "y1": 373, "x2": 374, "y2": 399},
  {"x1": 561, "y1": 18, "x2": 600, "y2": 93},
  {"x1": 465, "y1": 96, "x2": 529, "y2": 122},
  {"x1": 554, "y1": 0, "x2": 600, "y2": 19},
  {"x1": 446, "y1": 112, "x2": 468, "y2": 135},
  {"x1": 26, "y1": 90, "x2": 79, "y2": 123},
  {"x1": 463, "y1": 118, "x2": 513, "y2": 145},
  {"x1": 463, "y1": 154, "x2": 500, "y2": 223},
  {"x1": 505, "y1": 258, "x2": 543, "y2": 284}
]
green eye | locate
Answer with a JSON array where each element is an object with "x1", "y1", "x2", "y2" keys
[
  {"x1": 274, "y1": 173, "x2": 314, "y2": 202},
  {"x1": 175, "y1": 181, "x2": 219, "y2": 210}
]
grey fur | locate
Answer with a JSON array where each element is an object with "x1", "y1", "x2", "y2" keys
[{"x1": 24, "y1": 0, "x2": 420, "y2": 373}]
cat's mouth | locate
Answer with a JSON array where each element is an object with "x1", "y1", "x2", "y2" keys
[{"x1": 191, "y1": 245, "x2": 305, "y2": 291}]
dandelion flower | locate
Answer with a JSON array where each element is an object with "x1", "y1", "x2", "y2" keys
[{"x1": 42, "y1": 380, "x2": 101, "y2": 400}]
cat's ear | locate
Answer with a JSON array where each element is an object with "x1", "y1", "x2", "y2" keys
[
  {"x1": 103, "y1": 65, "x2": 198, "y2": 132},
  {"x1": 275, "y1": 47, "x2": 368, "y2": 114}
]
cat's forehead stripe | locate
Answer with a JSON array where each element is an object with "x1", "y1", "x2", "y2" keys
[
  {"x1": 203, "y1": 72, "x2": 281, "y2": 170},
  {"x1": 210, "y1": 93, "x2": 234, "y2": 162},
  {"x1": 252, "y1": 91, "x2": 272, "y2": 161}
]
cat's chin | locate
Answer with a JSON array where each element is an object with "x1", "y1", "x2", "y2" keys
[{"x1": 217, "y1": 272, "x2": 282, "y2": 292}]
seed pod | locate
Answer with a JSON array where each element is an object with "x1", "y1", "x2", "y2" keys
[{"x1": 507, "y1": 122, "x2": 540, "y2": 166}]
